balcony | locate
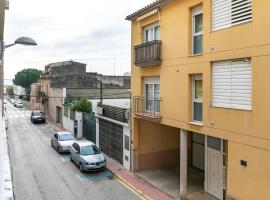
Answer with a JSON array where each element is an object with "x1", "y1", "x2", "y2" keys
[
  {"x1": 133, "y1": 96, "x2": 161, "y2": 122},
  {"x1": 134, "y1": 40, "x2": 162, "y2": 67}
]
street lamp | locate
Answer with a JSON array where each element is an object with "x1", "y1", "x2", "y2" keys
[{"x1": 0, "y1": 36, "x2": 37, "y2": 117}]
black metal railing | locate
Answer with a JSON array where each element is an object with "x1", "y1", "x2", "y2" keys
[
  {"x1": 134, "y1": 40, "x2": 162, "y2": 67},
  {"x1": 97, "y1": 102, "x2": 129, "y2": 123},
  {"x1": 133, "y1": 96, "x2": 161, "y2": 119}
]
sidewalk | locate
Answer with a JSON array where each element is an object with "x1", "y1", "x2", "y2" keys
[
  {"x1": 107, "y1": 157, "x2": 175, "y2": 200},
  {"x1": 0, "y1": 116, "x2": 14, "y2": 200},
  {"x1": 49, "y1": 120, "x2": 175, "y2": 200}
]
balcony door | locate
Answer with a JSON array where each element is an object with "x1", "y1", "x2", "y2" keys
[
  {"x1": 144, "y1": 23, "x2": 160, "y2": 42},
  {"x1": 144, "y1": 77, "x2": 160, "y2": 113}
]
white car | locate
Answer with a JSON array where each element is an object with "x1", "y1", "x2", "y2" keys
[{"x1": 15, "y1": 101, "x2": 23, "y2": 108}]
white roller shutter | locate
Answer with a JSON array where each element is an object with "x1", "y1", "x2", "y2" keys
[
  {"x1": 212, "y1": 0, "x2": 252, "y2": 31},
  {"x1": 212, "y1": 59, "x2": 252, "y2": 110},
  {"x1": 212, "y1": 0, "x2": 231, "y2": 31}
]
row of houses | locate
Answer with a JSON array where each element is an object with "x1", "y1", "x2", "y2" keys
[{"x1": 27, "y1": 0, "x2": 270, "y2": 199}]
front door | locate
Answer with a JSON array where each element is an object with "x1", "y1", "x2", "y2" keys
[{"x1": 207, "y1": 146, "x2": 223, "y2": 200}]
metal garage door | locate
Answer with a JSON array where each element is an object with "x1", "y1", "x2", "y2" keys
[
  {"x1": 99, "y1": 118, "x2": 123, "y2": 164},
  {"x1": 83, "y1": 113, "x2": 96, "y2": 143}
]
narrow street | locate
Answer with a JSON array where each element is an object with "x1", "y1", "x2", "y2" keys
[{"x1": 5, "y1": 102, "x2": 140, "y2": 200}]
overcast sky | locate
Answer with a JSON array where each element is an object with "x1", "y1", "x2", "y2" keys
[{"x1": 4, "y1": 0, "x2": 153, "y2": 81}]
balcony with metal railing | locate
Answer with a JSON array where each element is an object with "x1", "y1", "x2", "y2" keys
[
  {"x1": 133, "y1": 96, "x2": 161, "y2": 121},
  {"x1": 134, "y1": 40, "x2": 162, "y2": 67}
]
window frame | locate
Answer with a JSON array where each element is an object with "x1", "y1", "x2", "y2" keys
[
  {"x1": 192, "y1": 74, "x2": 203, "y2": 122},
  {"x1": 192, "y1": 6, "x2": 203, "y2": 55},
  {"x1": 144, "y1": 23, "x2": 160, "y2": 43},
  {"x1": 144, "y1": 77, "x2": 160, "y2": 112}
]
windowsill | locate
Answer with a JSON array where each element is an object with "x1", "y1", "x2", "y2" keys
[
  {"x1": 189, "y1": 53, "x2": 203, "y2": 57},
  {"x1": 188, "y1": 121, "x2": 203, "y2": 126}
]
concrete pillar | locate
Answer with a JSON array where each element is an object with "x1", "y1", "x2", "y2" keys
[{"x1": 180, "y1": 129, "x2": 188, "y2": 199}]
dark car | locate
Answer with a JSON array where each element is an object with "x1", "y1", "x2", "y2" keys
[{"x1": 31, "y1": 110, "x2": 46, "y2": 124}]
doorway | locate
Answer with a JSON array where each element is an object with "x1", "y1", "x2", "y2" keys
[{"x1": 205, "y1": 136, "x2": 226, "y2": 200}]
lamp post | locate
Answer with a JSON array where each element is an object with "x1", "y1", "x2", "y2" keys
[{"x1": 0, "y1": 36, "x2": 37, "y2": 117}]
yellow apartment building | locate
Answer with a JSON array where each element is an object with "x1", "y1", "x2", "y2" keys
[{"x1": 126, "y1": 0, "x2": 270, "y2": 200}]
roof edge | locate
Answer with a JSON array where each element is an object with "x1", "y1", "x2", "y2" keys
[{"x1": 125, "y1": 0, "x2": 173, "y2": 21}]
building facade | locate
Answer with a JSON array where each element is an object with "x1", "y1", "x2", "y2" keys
[{"x1": 127, "y1": 0, "x2": 270, "y2": 200}]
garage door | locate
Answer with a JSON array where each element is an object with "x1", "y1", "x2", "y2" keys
[
  {"x1": 83, "y1": 113, "x2": 96, "y2": 143},
  {"x1": 99, "y1": 118, "x2": 123, "y2": 164}
]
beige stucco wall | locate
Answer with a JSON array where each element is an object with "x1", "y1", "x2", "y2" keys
[
  {"x1": 47, "y1": 87, "x2": 63, "y2": 123},
  {"x1": 130, "y1": 0, "x2": 270, "y2": 199}
]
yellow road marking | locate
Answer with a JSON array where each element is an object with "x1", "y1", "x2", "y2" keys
[{"x1": 114, "y1": 173, "x2": 152, "y2": 200}]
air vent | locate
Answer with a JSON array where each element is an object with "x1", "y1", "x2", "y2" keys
[{"x1": 231, "y1": 0, "x2": 252, "y2": 26}]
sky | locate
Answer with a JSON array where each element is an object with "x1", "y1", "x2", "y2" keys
[{"x1": 4, "y1": 0, "x2": 154, "y2": 81}]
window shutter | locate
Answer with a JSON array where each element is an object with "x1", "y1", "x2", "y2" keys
[
  {"x1": 212, "y1": 0, "x2": 231, "y2": 31},
  {"x1": 212, "y1": 0, "x2": 252, "y2": 31},
  {"x1": 231, "y1": 60, "x2": 252, "y2": 110},
  {"x1": 231, "y1": 0, "x2": 252, "y2": 26},
  {"x1": 212, "y1": 61, "x2": 232, "y2": 108},
  {"x1": 212, "y1": 60, "x2": 252, "y2": 110}
]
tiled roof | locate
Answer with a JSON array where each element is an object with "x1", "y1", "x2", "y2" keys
[{"x1": 126, "y1": 0, "x2": 172, "y2": 21}]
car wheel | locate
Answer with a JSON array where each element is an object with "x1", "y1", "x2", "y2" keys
[
  {"x1": 79, "y1": 163, "x2": 84, "y2": 173},
  {"x1": 57, "y1": 146, "x2": 61, "y2": 153}
]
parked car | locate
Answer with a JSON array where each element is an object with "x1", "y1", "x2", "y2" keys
[
  {"x1": 70, "y1": 140, "x2": 106, "y2": 172},
  {"x1": 15, "y1": 101, "x2": 23, "y2": 108},
  {"x1": 51, "y1": 131, "x2": 75, "y2": 153},
  {"x1": 10, "y1": 99, "x2": 15, "y2": 104},
  {"x1": 31, "y1": 110, "x2": 46, "y2": 123}
]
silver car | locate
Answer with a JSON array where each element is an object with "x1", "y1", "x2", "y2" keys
[
  {"x1": 70, "y1": 140, "x2": 106, "y2": 172},
  {"x1": 51, "y1": 131, "x2": 75, "y2": 153}
]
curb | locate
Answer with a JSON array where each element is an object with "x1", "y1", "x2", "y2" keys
[{"x1": 107, "y1": 169, "x2": 152, "y2": 200}]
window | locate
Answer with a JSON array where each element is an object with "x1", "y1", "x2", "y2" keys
[
  {"x1": 212, "y1": 0, "x2": 252, "y2": 31},
  {"x1": 144, "y1": 23, "x2": 160, "y2": 43},
  {"x1": 144, "y1": 77, "x2": 160, "y2": 112},
  {"x1": 192, "y1": 6, "x2": 203, "y2": 55},
  {"x1": 192, "y1": 74, "x2": 203, "y2": 122},
  {"x1": 212, "y1": 59, "x2": 252, "y2": 110}
]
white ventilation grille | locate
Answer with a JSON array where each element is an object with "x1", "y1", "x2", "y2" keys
[
  {"x1": 231, "y1": 0, "x2": 252, "y2": 25},
  {"x1": 212, "y1": 0, "x2": 252, "y2": 31},
  {"x1": 212, "y1": 59, "x2": 252, "y2": 110}
]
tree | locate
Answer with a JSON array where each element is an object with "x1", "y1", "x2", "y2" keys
[
  {"x1": 6, "y1": 86, "x2": 14, "y2": 95},
  {"x1": 13, "y1": 68, "x2": 42, "y2": 92},
  {"x1": 71, "y1": 97, "x2": 92, "y2": 114}
]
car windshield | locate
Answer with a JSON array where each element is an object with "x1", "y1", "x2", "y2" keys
[
  {"x1": 33, "y1": 112, "x2": 42, "y2": 116},
  {"x1": 80, "y1": 145, "x2": 100, "y2": 156},
  {"x1": 59, "y1": 134, "x2": 75, "y2": 141}
]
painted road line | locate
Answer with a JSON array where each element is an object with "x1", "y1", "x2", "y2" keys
[
  {"x1": 85, "y1": 171, "x2": 113, "y2": 181},
  {"x1": 60, "y1": 157, "x2": 69, "y2": 162},
  {"x1": 114, "y1": 173, "x2": 151, "y2": 200},
  {"x1": 76, "y1": 174, "x2": 86, "y2": 182}
]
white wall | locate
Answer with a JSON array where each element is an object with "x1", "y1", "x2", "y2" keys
[
  {"x1": 75, "y1": 112, "x2": 83, "y2": 138},
  {"x1": 91, "y1": 99, "x2": 130, "y2": 113},
  {"x1": 62, "y1": 110, "x2": 83, "y2": 138},
  {"x1": 63, "y1": 116, "x2": 74, "y2": 133}
]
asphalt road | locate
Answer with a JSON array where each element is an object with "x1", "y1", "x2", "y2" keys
[{"x1": 5, "y1": 102, "x2": 140, "y2": 200}]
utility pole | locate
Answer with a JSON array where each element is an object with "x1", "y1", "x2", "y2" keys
[{"x1": 100, "y1": 81, "x2": 103, "y2": 105}]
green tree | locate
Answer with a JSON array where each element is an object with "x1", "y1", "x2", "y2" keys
[
  {"x1": 6, "y1": 86, "x2": 14, "y2": 95},
  {"x1": 13, "y1": 68, "x2": 42, "y2": 92},
  {"x1": 71, "y1": 97, "x2": 92, "y2": 114}
]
